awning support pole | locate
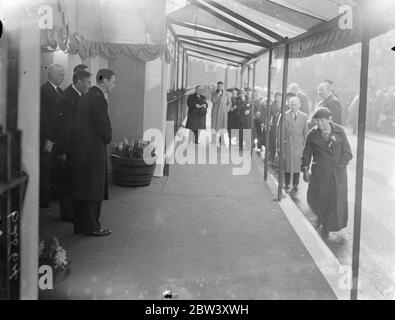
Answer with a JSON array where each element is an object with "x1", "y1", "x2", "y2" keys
[
  {"x1": 247, "y1": 65, "x2": 251, "y2": 89},
  {"x1": 277, "y1": 42, "x2": 289, "y2": 202},
  {"x1": 224, "y1": 66, "x2": 229, "y2": 89},
  {"x1": 264, "y1": 48, "x2": 273, "y2": 181},
  {"x1": 181, "y1": 50, "x2": 185, "y2": 91},
  {"x1": 350, "y1": 26, "x2": 370, "y2": 301},
  {"x1": 185, "y1": 54, "x2": 189, "y2": 88},
  {"x1": 176, "y1": 41, "x2": 180, "y2": 91},
  {"x1": 251, "y1": 62, "x2": 257, "y2": 155}
]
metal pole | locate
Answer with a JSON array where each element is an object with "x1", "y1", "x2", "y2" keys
[
  {"x1": 264, "y1": 48, "x2": 273, "y2": 181},
  {"x1": 175, "y1": 43, "x2": 180, "y2": 131},
  {"x1": 350, "y1": 26, "x2": 370, "y2": 301},
  {"x1": 181, "y1": 50, "x2": 185, "y2": 91},
  {"x1": 224, "y1": 66, "x2": 229, "y2": 89},
  {"x1": 251, "y1": 63, "x2": 256, "y2": 155},
  {"x1": 247, "y1": 65, "x2": 251, "y2": 89},
  {"x1": 173, "y1": 39, "x2": 177, "y2": 90},
  {"x1": 180, "y1": 50, "x2": 185, "y2": 128},
  {"x1": 176, "y1": 42, "x2": 180, "y2": 91},
  {"x1": 277, "y1": 43, "x2": 289, "y2": 202},
  {"x1": 185, "y1": 55, "x2": 189, "y2": 89},
  {"x1": 235, "y1": 68, "x2": 239, "y2": 87}
]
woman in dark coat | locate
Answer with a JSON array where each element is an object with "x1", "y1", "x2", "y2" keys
[
  {"x1": 228, "y1": 88, "x2": 239, "y2": 143},
  {"x1": 301, "y1": 107, "x2": 353, "y2": 237},
  {"x1": 186, "y1": 85, "x2": 208, "y2": 144},
  {"x1": 237, "y1": 88, "x2": 252, "y2": 151}
]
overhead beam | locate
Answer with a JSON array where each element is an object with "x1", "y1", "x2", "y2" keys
[
  {"x1": 185, "y1": 48, "x2": 243, "y2": 64},
  {"x1": 203, "y1": 0, "x2": 284, "y2": 42},
  {"x1": 189, "y1": 0, "x2": 273, "y2": 47},
  {"x1": 178, "y1": 35, "x2": 240, "y2": 43},
  {"x1": 180, "y1": 40, "x2": 252, "y2": 59},
  {"x1": 178, "y1": 35, "x2": 256, "y2": 55},
  {"x1": 188, "y1": 54, "x2": 240, "y2": 68},
  {"x1": 168, "y1": 19, "x2": 264, "y2": 46}
]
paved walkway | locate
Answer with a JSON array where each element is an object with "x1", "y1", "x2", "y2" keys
[{"x1": 40, "y1": 144, "x2": 336, "y2": 300}]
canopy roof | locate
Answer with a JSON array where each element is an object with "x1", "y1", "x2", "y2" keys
[{"x1": 167, "y1": 0, "x2": 395, "y2": 67}]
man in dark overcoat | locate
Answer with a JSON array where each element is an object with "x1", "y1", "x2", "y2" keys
[
  {"x1": 40, "y1": 64, "x2": 65, "y2": 207},
  {"x1": 302, "y1": 107, "x2": 353, "y2": 238},
  {"x1": 53, "y1": 70, "x2": 92, "y2": 222},
  {"x1": 186, "y1": 85, "x2": 208, "y2": 144},
  {"x1": 70, "y1": 69, "x2": 115, "y2": 236},
  {"x1": 317, "y1": 82, "x2": 343, "y2": 125}
]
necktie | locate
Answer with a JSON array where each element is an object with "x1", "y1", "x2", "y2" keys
[
  {"x1": 293, "y1": 112, "x2": 297, "y2": 121},
  {"x1": 56, "y1": 87, "x2": 63, "y2": 96}
]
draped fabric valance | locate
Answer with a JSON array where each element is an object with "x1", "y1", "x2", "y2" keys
[
  {"x1": 41, "y1": 27, "x2": 168, "y2": 62},
  {"x1": 39, "y1": 0, "x2": 170, "y2": 62},
  {"x1": 274, "y1": 2, "x2": 395, "y2": 60}
]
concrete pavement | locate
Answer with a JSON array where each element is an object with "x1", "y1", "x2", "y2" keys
[{"x1": 40, "y1": 144, "x2": 336, "y2": 300}]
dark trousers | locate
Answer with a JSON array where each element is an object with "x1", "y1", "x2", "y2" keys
[
  {"x1": 40, "y1": 152, "x2": 53, "y2": 206},
  {"x1": 73, "y1": 199, "x2": 102, "y2": 234},
  {"x1": 254, "y1": 119, "x2": 265, "y2": 149},
  {"x1": 285, "y1": 172, "x2": 300, "y2": 188},
  {"x1": 238, "y1": 126, "x2": 251, "y2": 151},
  {"x1": 53, "y1": 156, "x2": 74, "y2": 220},
  {"x1": 192, "y1": 130, "x2": 199, "y2": 143}
]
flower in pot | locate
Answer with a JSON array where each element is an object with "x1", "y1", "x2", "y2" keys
[{"x1": 110, "y1": 139, "x2": 157, "y2": 187}]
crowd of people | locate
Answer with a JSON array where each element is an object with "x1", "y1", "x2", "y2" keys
[
  {"x1": 40, "y1": 64, "x2": 116, "y2": 237},
  {"x1": 348, "y1": 88, "x2": 395, "y2": 135},
  {"x1": 185, "y1": 79, "x2": 353, "y2": 237}
]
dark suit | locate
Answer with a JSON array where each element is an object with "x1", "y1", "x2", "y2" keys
[
  {"x1": 40, "y1": 81, "x2": 63, "y2": 206},
  {"x1": 186, "y1": 93, "x2": 207, "y2": 143},
  {"x1": 71, "y1": 86, "x2": 112, "y2": 234},
  {"x1": 237, "y1": 96, "x2": 252, "y2": 150},
  {"x1": 320, "y1": 94, "x2": 342, "y2": 125},
  {"x1": 53, "y1": 85, "x2": 81, "y2": 220}
]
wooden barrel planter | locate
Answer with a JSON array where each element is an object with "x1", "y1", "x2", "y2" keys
[{"x1": 110, "y1": 154, "x2": 157, "y2": 187}]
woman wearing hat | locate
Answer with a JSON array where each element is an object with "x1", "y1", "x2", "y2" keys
[{"x1": 301, "y1": 107, "x2": 353, "y2": 237}]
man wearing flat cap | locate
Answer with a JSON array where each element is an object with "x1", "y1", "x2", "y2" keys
[{"x1": 301, "y1": 107, "x2": 353, "y2": 237}]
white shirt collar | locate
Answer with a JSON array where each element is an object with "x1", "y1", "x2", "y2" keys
[
  {"x1": 48, "y1": 80, "x2": 58, "y2": 92},
  {"x1": 71, "y1": 84, "x2": 82, "y2": 96}
]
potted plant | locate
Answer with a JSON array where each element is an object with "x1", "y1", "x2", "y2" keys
[{"x1": 110, "y1": 138, "x2": 157, "y2": 187}]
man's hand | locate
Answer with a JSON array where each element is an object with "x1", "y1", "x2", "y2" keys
[
  {"x1": 43, "y1": 140, "x2": 54, "y2": 153},
  {"x1": 303, "y1": 169, "x2": 311, "y2": 183}
]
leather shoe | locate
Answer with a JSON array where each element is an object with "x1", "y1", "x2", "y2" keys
[{"x1": 83, "y1": 229, "x2": 111, "y2": 237}]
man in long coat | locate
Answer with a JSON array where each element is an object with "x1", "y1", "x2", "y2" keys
[
  {"x1": 186, "y1": 85, "x2": 208, "y2": 144},
  {"x1": 211, "y1": 81, "x2": 231, "y2": 145},
  {"x1": 71, "y1": 69, "x2": 115, "y2": 236},
  {"x1": 53, "y1": 70, "x2": 92, "y2": 222},
  {"x1": 317, "y1": 82, "x2": 343, "y2": 125},
  {"x1": 302, "y1": 107, "x2": 353, "y2": 238},
  {"x1": 277, "y1": 97, "x2": 308, "y2": 190},
  {"x1": 40, "y1": 64, "x2": 65, "y2": 207}
]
